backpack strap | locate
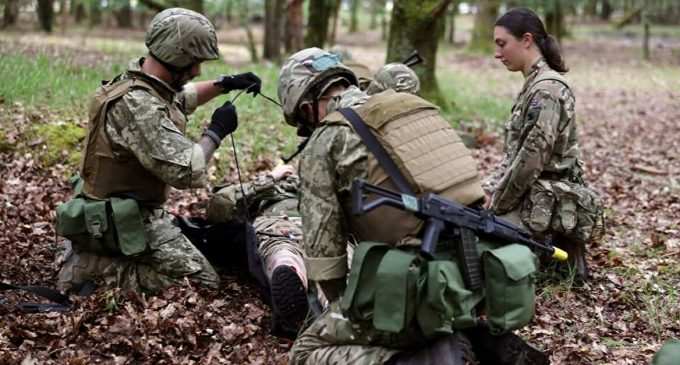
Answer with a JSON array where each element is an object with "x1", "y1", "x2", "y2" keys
[
  {"x1": 0, "y1": 282, "x2": 72, "y2": 312},
  {"x1": 338, "y1": 107, "x2": 415, "y2": 196}
]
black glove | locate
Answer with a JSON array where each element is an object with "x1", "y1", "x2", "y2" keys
[
  {"x1": 215, "y1": 72, "x2": 262, "y2": 95},
  {"x1": 204, "y1": 101, "x2": 238, "y2": 145}
]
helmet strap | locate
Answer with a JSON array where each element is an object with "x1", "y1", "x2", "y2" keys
[{"x1": 149, "y1": 52, "x2": 195, "y2": 91}]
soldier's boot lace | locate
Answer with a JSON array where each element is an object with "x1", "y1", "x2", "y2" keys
[
  {"x1": 270, "y1": 265, "x2": 308, "y2": 338},
  {"x1": 386, "y1": 332, "x2": 475, "y2": 365}
]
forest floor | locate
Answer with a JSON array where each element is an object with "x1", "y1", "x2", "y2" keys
[{"x1": 0, "y1": 22, "x2": 679, "y2": 364}]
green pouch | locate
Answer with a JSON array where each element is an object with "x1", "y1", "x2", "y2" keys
[
  {"x1": 110, "y1": 197, "x2": 148, "y2": 256},
  {"x1": 341, "y1": 241, "x2": 390, "y2": 321},
  {"x1": 373, "y1": 250, "x2": 420, "y2": 333},
  {"x1": 416, "y1": 260, "x2": 481, "y2": 338},
  {"x1": 483, "y1": 244, "x2": 538, "y2": 335},
  {"x1": 56, "y1": 197, "x2": 88, "y2": 237},
  {"x1": 83, "y1": 200, "x2": 108, "y2": 238}
]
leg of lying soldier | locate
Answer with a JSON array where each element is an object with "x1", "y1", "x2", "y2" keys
[
  {"x1": 58, "y1": 209, "x2": 219, "y2": 294},
  {"x1": 290, "y1": 302, "x2": 475, "y2": 365},
  {"x1": 254, "y1": 216, "x2": 309, "y2": 335}
]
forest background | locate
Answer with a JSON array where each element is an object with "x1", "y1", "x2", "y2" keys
[{"x1": 0, "y1": 0, "x2": 679, "y2": 364}]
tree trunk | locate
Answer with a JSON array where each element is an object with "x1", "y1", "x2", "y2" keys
[
  {"x1": 468, "y1": 0, "x2": 500, "y2": 52},
  {"x1": 380, "y1": 0, "x2": 388, "y2": 40},
  {"x1": 225, "y1": 0, "x2": 233, "y2": 23},
  {"x1": 37, "y1": 0, "x2": 55, "y2": 32},
  {"x1": 600, "y1": 0, "x2": 612, "y2": 20},
  {"x1": 114, "y1": 0, "x2": 133, "y2": 28},
  {"x1": 349, "y1": 0, "x2": 359, "y2": 32},
  {"x1": 89, "y1": 0, "x2": 102, "y2": 27},
  {"x1": 74, "y1": 1, "x2": 86, "y2": 23},
  {"x1": 305, "y1": 0, "x2": 335, "y2": 48},
  {"x1": 370, "y1": 0, "x2": 379, "y2": 29},
  {"x1": 642, "y1": 1, "x2": 650, "y2": 60},
  {"x1": 264, "y1": 0, "x2": 284, "y2": 61},
  {"x1": 447, "y1": 1, "x2": 458, "y2": 44},
  {"x1": 284, "y1": 0, "x2": 304, "y2": 53},
  {"x1": 584, "y1": 0, "x2": 598, "y2": 18},
  {"x1": 3, "y1": 0, "x2": 19, "y2": 28},
  {"x1": 387, "y1": 0, "x2": 452, "y2": 106},
  {"x1": 545, "y1": 0, "x2": 566, "y2": 42},
  {"x1": 328, "y1": 0, "x2": 342, "y2": 46}
]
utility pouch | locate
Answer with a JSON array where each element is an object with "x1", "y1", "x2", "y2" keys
[
  {"x1": 110, "y1": 197, "x2": 147, "y2": 256},
  {"x1": 341, "y1": 241, "x2": 390, "y2": 321},
  {"x1": 416, "y1": 260, "x2": 480, "y2": 339},
  {"x1": 373, "y1": 250, "x2": 420, "y2": 333},
  {"x1": 482, "y1": 244, "x2": 537, "y2": 335},
  {"x1": 56, "y1": 196, "x2": 147, "y2": 256}
]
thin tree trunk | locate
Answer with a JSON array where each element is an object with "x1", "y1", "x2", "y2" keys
[
  {"x1": 284, "y1": 0, "x2": 304, "y2": 53},
  {"x1": 305, "y1": 0, "x2": 335, "y2": 48},
  {"x1": 447, "y1": 1, "x2": 458, "y2": 44},
  {"x1": 115, "y1": 0, "x2": 133, "y2": 28},
  {"x1": 264, "y1": 0, "x2": 284, "y2": 61},
  {"x1": 370, "y1": 0, "x2": 379, "y2": 29},
  {"x1": 387, "y1": 0, "x2": 452, "y2": 106},
  {"x1": 642, "y1": 1, "x2": 650, "y2": 60},
  {"x1": 37, "y1": 0, "x2": 55, "y2": 32},
  {"x1": 545, "y1": 0, "x2": 566, "y2": 42},
  {"x1": 600, "y1": 0, "x2": 612, "y2": 20},
  {"x1": 468, "y1": 0, "x2": 500, "y2": 52},
  {"x1": 73, "y1": 1, "x2": 86, "y2": 24},
  {"x1": 89, "y1": 0, "x2": 102, "y2": 27},
  {"x1": 225, "y1": 0, "x2": 233, "y2": 23},
  {"x1": 380, "y1": 0, "x2": 387, "y2": 40},
  {"x1": 328, "y1": 0, "x2": 341, "y2": 46},
  {"x1": 3, "y1": 0, "x2": 19, "y2": 28},
  {"x1": 349, "y1": 0, "x2": 359, "y2": 33}
]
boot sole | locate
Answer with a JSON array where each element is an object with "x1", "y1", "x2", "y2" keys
[{"x1": 270, "y1": 266, "x2": 308, "y2": 337}]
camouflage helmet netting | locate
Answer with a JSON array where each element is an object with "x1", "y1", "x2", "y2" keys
[
  {"x1": 278, "y1": 47, "x2": 358, "y2": 127},
  {"x1": 146, "y1": 8, "x2": 220, "y2": 69}
]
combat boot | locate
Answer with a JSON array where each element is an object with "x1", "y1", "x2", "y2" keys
[
  {"x1": 387, "y1": 333, "x2": 476, "y2": 365},
  {"x1": 270, "y1": 265, "x2": 309, "y2": 338}
]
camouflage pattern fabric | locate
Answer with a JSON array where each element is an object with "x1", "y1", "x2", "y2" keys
[
  {"x1": 104, "y1": 58, "x2": 207, "y2": 189},
  {"x1": 208, "y1": 173, "x2": 306, "y2": 284},
  {"x1": 366, "y1": 63, "x2": 421, "y2": 95},
  {"x1": 58, "y1": 209, "x2": 219, "y2": 293},
  {"x1": 145, "y1": 8, "x2": 219, "y2": 68},
  {"x1": 486, "y1": 59, "x2": 604, "y2": 243},
  {"x1": 57, "y1": 58, "x2": 218, "y2": 293},
  {"x1": 290, "y1": 302, "x2": 407, "y2": 365}
]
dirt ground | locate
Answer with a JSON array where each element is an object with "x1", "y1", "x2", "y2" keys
[{"x1": 0, "y1": 23, "x2": 679, "y2": 364}]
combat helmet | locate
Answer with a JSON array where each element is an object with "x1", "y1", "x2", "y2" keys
[
  {"x1": 145, "y1": 8, "x2": 220, "y2": 69},
  {"x1": 278, "y1": 47, "x2": 358, "y2": 127},
  {"x1": 366, "y1": 63, "x2": 420, "y2": 95}
]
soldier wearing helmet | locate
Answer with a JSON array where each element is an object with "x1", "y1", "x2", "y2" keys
[
  {"x1": 56, "y1": 8, "x2": 262, "y2": 294},
  {"x1": 365, "y1": 63, "x2": 421, "y2": 95},
  {"x1": 277, "y1": 48, "x2": 547, "y2": 365}
]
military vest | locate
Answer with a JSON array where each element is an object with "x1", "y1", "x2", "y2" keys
[
  {"x1": 322, "y1": 90, "x2": 485, "y2": 245},
  {"x1": 81, "y1": 75, "x2": 187, "y2": 207}
]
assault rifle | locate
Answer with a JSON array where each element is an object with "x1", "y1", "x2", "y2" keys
[{"x1": 351, "y1": 179, "x2": 568, "y2": 290}]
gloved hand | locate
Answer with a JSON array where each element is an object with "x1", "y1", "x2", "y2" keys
[
  {"x1": 204, "y1": 101, "x2": 238, "y2": 144},
  {"x1": 215, "y1": 72, "x2": 262, "y2": 95}
]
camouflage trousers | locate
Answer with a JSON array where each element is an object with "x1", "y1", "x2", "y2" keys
[
  {"x1": 57, "y1": 209, "x2": 219, "y2": 294},
  {"x1": 290, "y1": 301, "x2": 426, "y2": 365},
  {"x1": 254, "y1": 215, "x2": 307, "y2": 287}
]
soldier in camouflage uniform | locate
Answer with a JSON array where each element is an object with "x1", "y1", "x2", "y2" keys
[
  {"x1": 277, "y1": 48, "x2": 519, "y2": 365},
  {"x1": 487, "y1": 8, "x2": 604, "y2": 279},
  {"x1": 56, "y1": 8, "x2": 263, "y2": 294},
  {"x1": 206, "y1": 164, "x2": 310, "y2": 335},
  {"x1": 366, "y1": 63, "x2": 420, "y2": 95}
]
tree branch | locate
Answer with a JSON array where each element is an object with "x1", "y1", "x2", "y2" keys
[{"x1": 429, "y1": 0, "x2": 453, "y2": 19}]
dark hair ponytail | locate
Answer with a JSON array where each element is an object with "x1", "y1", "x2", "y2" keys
[{"x1": 495, "y1": 8, "x2": 568, "y2": 73}]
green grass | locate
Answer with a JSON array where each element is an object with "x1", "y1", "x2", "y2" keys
[
  {"x1": 0, "y1": 53, "x2": 109, "y2": 109},
  {"x1": 438, "y1": 70, "x2": 511, "y2": 128}
]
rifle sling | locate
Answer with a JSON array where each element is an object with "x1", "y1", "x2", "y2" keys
[
  {"x1": 338, "y1": 108, "x2": 415, "y2": 196},
  {"x1": 0, "y1": 282, "x2": 72, "y2": 312}
]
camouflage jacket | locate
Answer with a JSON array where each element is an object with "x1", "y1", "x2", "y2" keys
[
  {"x1": 298, "y1": 87, "x2": 370, "y2": 286},
  {"x1": 207, "y1": 173, "x2": 300, "y2": 224},
  {"x1": 488, "y1": 59, "x2": 585, "y2": 214},
  {"x1": 104, "y1": 58, "x2": 208, "y2": 190}
]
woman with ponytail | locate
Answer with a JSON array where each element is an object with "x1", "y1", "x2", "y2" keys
[{"x1": 486, "y1": 8, "x2": 604, "y2": 280}]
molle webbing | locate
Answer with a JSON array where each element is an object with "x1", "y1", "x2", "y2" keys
[
  {"x1": 81, "y1": 77, "x2": 174, "y2": 206},
  {"x1": 352, "y1": 90, "x2": 485, "y2": 205}
]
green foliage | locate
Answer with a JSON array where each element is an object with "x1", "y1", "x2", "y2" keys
[
  {"x1": 0, "y1": 54, "x2": 106, "y2": 110},
  {"x1": 31, "y1": 121, "x2": 86, "y2": 166},
  {"x1": 438, "y1": 71, "x2": 511, "y2": 128}
]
